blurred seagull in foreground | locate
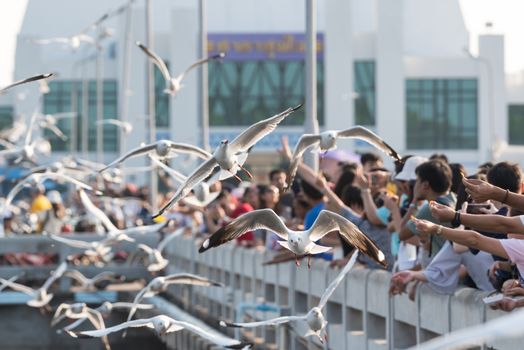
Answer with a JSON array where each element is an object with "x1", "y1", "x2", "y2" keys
[
  {"x1": 152, "y1": 105, "x2": 301, "y2": 218},
  {"x1": 408, "y1": 308, "x2": 524, "y2": 350},
  {"x1": 286, "y1": 126, "x2": 402, "y2": 190},
  {"x1": 0, "y1": 261, "x2": 67, "y2": 308},
  {"x1": 37, "y1": 112, "x2": 77, "y2": 141},
  {"x1": 0, "y1": 73, "x2": 54, "y2": 95},
  {"x1": 99, "y1": 140, "x2": 212, "y2": 173},
  {"x1": 221, "y1": 251, "x2": 358, "y2": 343},
  {"x1": 75, "y1": 315, "x2": 252, "y2": 349},
  {"x1": 137, "y1": 41, "x2": 225, "y2": 97},
  {"x1": 124, "y1": 274, "x2": 223, "y2": 333},
  {"x1": 199, "y1": 208, "x2": 386, "y2": 269}
]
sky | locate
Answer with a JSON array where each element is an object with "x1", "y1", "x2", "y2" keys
[{"x1": 1, "y1": 0, "x2": 524, "y2": 86}]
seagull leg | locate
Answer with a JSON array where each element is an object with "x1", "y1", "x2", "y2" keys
[
  {"x1": 233, "y1": 173, "x2": 242, "y2": 182},
  {"x1": 239, "y1": 164, "x2": 254, "y2": 180},
  {"x1": 308, "y1": 255, "x2": 312, "y2": 269},
  {"x1": 295, "y1": 256, "x2": 300, "y2": 267}
]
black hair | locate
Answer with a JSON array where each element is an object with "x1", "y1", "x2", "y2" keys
[
  {"x1": 300, "y1": 179, "x2": 324, "y2": 201},
  {"x1": 429, "y1": 153, "x2": 449, "y2": 164},
  {"x1": 341, "y1": 185, "x2": 363, "y2": 209},
  {"x1": 334, "y1": 169, "x2": 357, "y2": 198},
  {"x1": 360, "y1": 152, "x2": 382, "y2": 166},
  {"x1": 395, "y1": 155, "x2": 412, "y2": 176},
  {"x1": 415, "y1": 160, "x2": 452, "y2": 194},
  {"x1": 487, "y1": 162, "x2": 522, "y2": 193},
  {"x1": 449, "y1": 163, "x2": 467, "y2": 194},
  {"x1": 269, "y1": 169, "x2": 286, "y2": 182}
]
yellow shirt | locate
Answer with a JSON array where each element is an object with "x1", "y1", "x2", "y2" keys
[{"x1": 30, "y1": 194, "x2": 52, "y2": 214}]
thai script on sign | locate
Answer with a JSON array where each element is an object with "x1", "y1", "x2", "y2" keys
[{"x1": 207, "y1": 33, "x2": 324, "y2": 61}]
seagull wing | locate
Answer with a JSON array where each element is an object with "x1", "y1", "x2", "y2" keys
[
  {"x1": 149, "y1": 154, "x2": 187, "y2": 184},
  {"x1": 229, "y1": 104, "x2": 302, "y2": 154},
  {"x1": 175, "y1": 53, "x2": 225, "y2": 83},
  {"x1": 0, "y1": 278, "x2": 35, "y2": 295},
  {"x1": 157, "y1": 227, "x2": 185, "y2": 252},
  {"x1": 64, "y1": 270, "x2": 89, "y2": 285},
  {"x1": 0, "y1": 73, "x2": 54, "y2": 94},
  {"x1": 137, "y1": 243, "x2": 154, "y2": 254},
  {"x1": 174, "y1": 319, "x2": 251, "y2": 348},
  {"x1": 336, "y1": 126, "x2": 402, "y2": 162},
  {"x1": 163, "y1": 273, "x2": 223, "y2": 287},
  {"x1": 78, "y1": 189, "x2": 120, "y2": 233},
  {"x1": 0, "y1": 274, "x2": 22, "y2": 292},
  {"x1": 318, "y1": 250, "x2": 358, "y2": 309},
  {"x1": 136, "y1": 42, "x2": 172, "y2": 81},
  {"x1": 165, "y1": 141, "x2": 212, "y2": 160},
  {"x1": 91, "y1": 271, "x2": 117, "y2": 283},
  {"x1": 111, "y1": 302, "x2": 154, "y2": 310},
  {"x1": 100, "y1": 143, "x2": 157, "y2": 172},
  {"x1": 50, "y1": 234, "x2": 93, "y2": 249},
  {"x1": 199, "y1": 209, "x2": 289, "y2": 253},
  {"x1": 309, "y1": 210, "x2": 386, "y2": 268},
  {"x1": 43, "y1": 173, "x2": 94, "y2": 191},
  {"x1": 221, "y1": 315, "x2": 305, "y2": 329},
  {"x1": 286, "y1": 134, "x2": 321, "y2": 190},
  {"x1": 79, "y1": 318, "x2": 155, "y2": 338},
  {"x1": 4, "y1": 177, "x2": 33, "y2": 209},
  {"x1": 43, "y1": 124, "x2": 67, "y2": 141},
  {"x1": 126, "y1": 287, "x2": 150, "y2": 323},
  {"x1": 153, "y1": 158, "x2": 218, "y2": 218},
  {"x1": 42, "y1": 261, "x2": 67, "y2": 291}
]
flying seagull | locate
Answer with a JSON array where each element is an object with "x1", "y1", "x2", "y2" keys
[
  {"x1": 99, "y1": 139, "x2": 212, "y2": 173},
  {"x1": 152, "y1": 104, "x2": 302, "y2": 218},
  {"x1": 60, "y1": 301, "x2": 154, "y2": 333},
  {"x1": 49, "y1": 233, "x2": 134, "y2": 261},
  {"x1": 64, "y1": 270, "x2": 124, "y2": 291},
  {"x1": 28, "y1": 34, "x2": 98, "y2": 51},
  {"x1": 221, "y1": 251, "x2": 358, "y2": 343},
  {"x1": 124, "y1": 274, "x2": 223, "y2": 334},
  {"x1": 137, "y1": 41, "x2": 225, "y2": 96},
  {"x1": 150, "y1": 155, "x2": 220, "y2": 207},
  {"x1": 0, "y1": 73, "x2": 54, "y2": 95},
  {"x1": 0, "y1": 261, "x2": 67, "y2": 308},
  {"x1": 286, "y1": 126, "x2": 402, "y2": 190},
  {"x1": 136, "y1": 227, "x2": 185, "y2": 271},
  {"x1": 96, "y1": 119, "x2": 133, "y2": 134},
  {"x1": 199, "y1": 208, "x2": 386, "y2": 268},
  {"x1": 37, "y1": 112, "x2": 77, "y2": 141},
  {"x1": 75, "y1": 315, "x2": 252, "y2": 349}
]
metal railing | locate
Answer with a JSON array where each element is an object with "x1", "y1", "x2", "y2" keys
[{"x1": 162, "y1": 235, "x2": 524, "y2": 350}]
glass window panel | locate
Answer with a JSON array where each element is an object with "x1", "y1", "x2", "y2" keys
[
  {"x1": 354, "y1": 61, "x2": 375, "y2": 125},
  {"x1": 208, "y1": 60, "x2": 324, "y2": 126},
  {"x1": 406, "y1": 78, "x2": 478, "y2": 149},
  {"x1": 509, "y1": 105, "x2": 524, "y2": 145}
]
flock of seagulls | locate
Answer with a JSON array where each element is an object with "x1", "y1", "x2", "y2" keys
[{"x1": 2, "y1": 2, "x2": 508, "y2": 349}]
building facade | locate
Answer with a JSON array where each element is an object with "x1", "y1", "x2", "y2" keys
[{"x1": 4, "y1": 0, "x2": 524, "y2": 178}]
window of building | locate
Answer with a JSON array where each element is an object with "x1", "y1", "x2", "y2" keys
[
  {"x1": 208, "y1": 60, "x2": 324, "y2": 126},
  {"x1": 43, "y1": 80, "x2": 119, "y2": 152},
  {"x1": 406, "y1": 79, "x2": 478, "y2": 149},
  {"x1": 354, "y1": 61, "x2": 375, "y2": 125},
  {"x1": 155, "y1": 61, "x2": 170, "y2": 127},
  {"x1": 0, "y1": 106, "x2": 14, "y2": 131},
  {"x1": 508, "y1": 105, "x2": 524, "y2": 145}
]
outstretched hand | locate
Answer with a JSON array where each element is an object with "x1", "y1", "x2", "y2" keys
[
  {"x1": 462, "y1": 177, "x2": 498, "y2": 203},
  {"x1": 428, "y1": 201, "x2": 455, "y2": 222}
]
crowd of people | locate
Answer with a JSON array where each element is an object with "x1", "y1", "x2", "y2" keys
[{"x1": 4, "y1": 135, "x2": 524, "y2": 313}]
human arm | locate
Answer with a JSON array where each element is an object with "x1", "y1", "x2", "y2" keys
[
  {"x1": 389, "y1": 270, "x2": 428, "y2": 295},
  {"x1": 381, "y1": 193, "x2": 401, "y2": 232},
  {"x1": 429, "y1": 201, "x2": 524, "y2": 234},
  {"x1": 356, "y1": 174, "x2": 384, "y2": 226},
  {"x1": 412, "y1": 217, "x2": 509, "y2": 259},
  {"x1": 463, "y1": 177, "x2": 524, "y2": 212}
]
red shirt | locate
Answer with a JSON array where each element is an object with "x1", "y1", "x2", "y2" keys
[{"x1": 231, "y1": 202, "x2": 254, "y2": 243}]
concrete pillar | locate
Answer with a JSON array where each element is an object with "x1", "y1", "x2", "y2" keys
[
  {"x1": 376, "y1": 0, "x2": 404, "y2": 153},
  {"x1": 324, "y1": 0, "x2": 353, "y2": 140},
  {"x1": 478, "y1": 34, "x2": 506, "y2": 162},
  {"x1": 170, "y1": 7, "x2": 200, "y2": 147}
]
